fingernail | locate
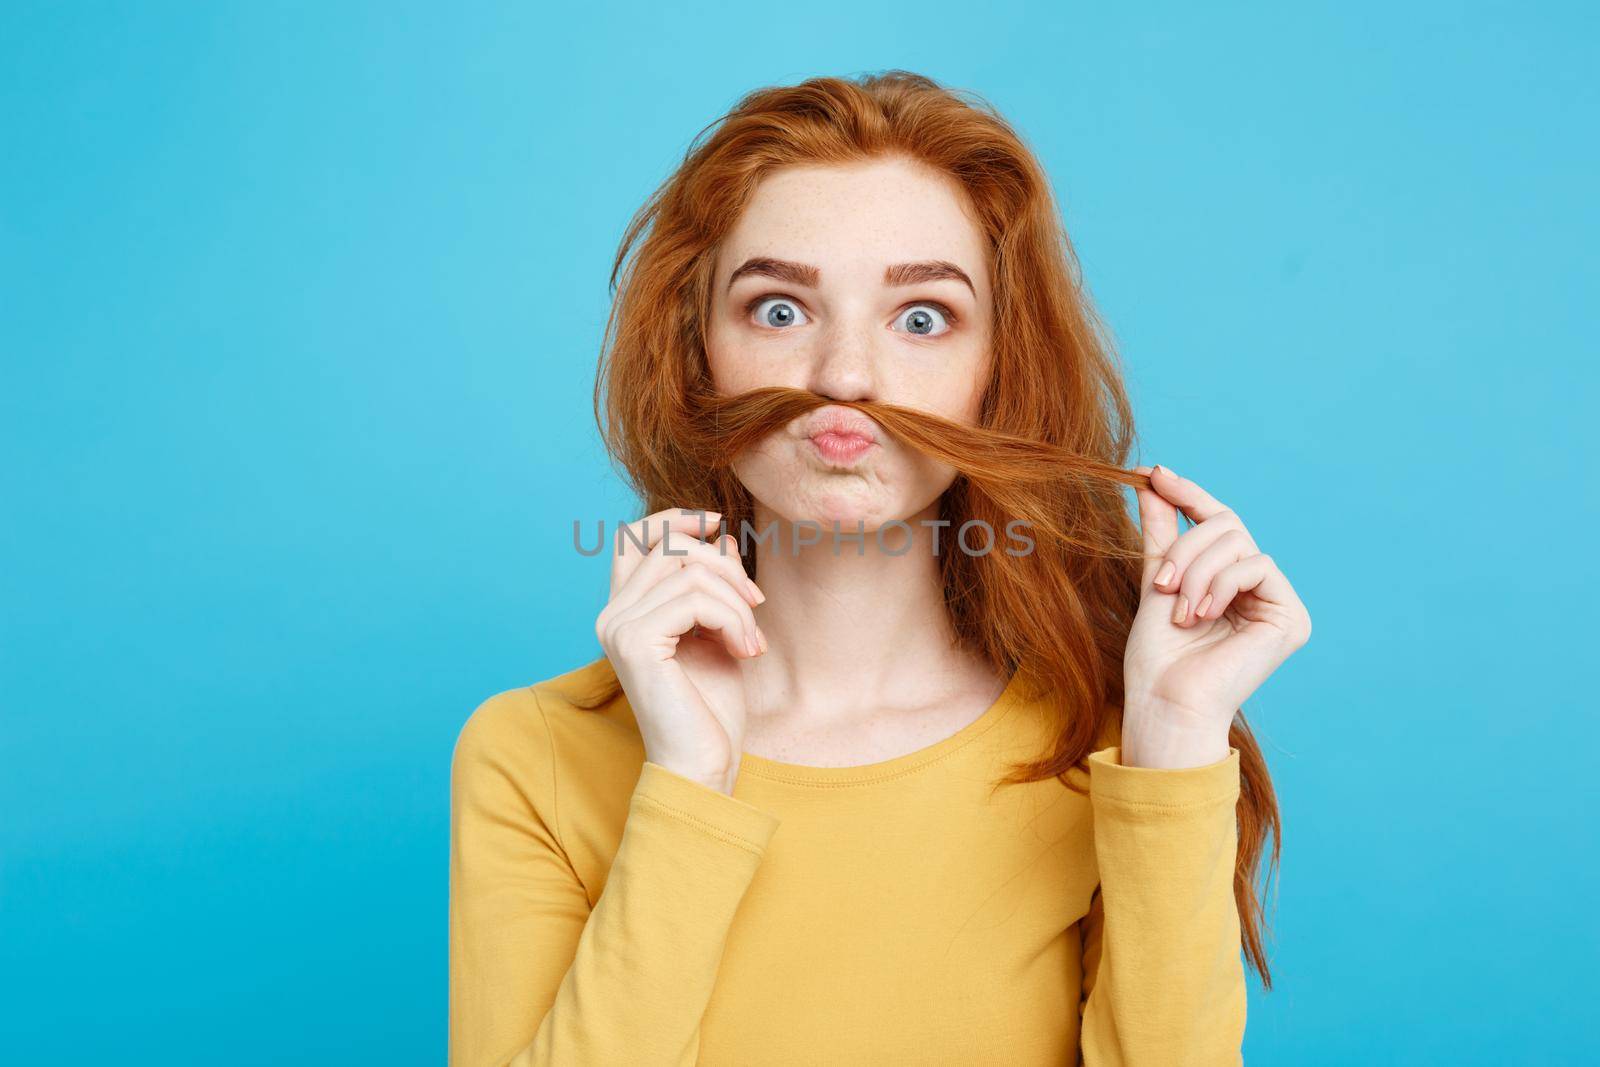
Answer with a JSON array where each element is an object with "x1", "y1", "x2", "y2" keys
[
  {"x1": 1196, "y1": 592, "x2": 1213, "y2": 618},
  {"x1": 1155, "y1": 464, "x2": 1179, "y2": 480},
  {"x1": 1172, "y1": 594, "x2": 1188, "y2": 624},
  {"x1": 747, "y1": 579, "x2": 766, "y2": 604},
  {"x1": 756, "y1": 627, "x2": 768, "y2": 654},
  {"x1": 745, "y1": 632, "x2": 759, "y2": 656},
  {"x1": 1155, "y1": 560, "x2": 1176, "y2": 587}
]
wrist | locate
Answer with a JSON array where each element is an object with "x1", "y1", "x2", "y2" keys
[
  {"x1": 692, "y1": 769, "x2": 736, "y2": 796},
  {"x1": 1120, "y1": 705, "x2": 1230, "y2": 770},
  {"x1": 651, "y1": 755, "x2": 736, "y2": 795}
]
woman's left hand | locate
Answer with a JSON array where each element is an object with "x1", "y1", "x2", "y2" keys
[{"x1": 1120, "y1": 464, "x2": 1313, "y2": 769}]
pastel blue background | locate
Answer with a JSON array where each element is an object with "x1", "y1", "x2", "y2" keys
[{"x1": 4, "y1": 2, "x2": 1594, "y2": 1063}]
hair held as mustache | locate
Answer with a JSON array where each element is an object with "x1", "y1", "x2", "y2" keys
[{"x1": 682, "y1": 384, "x2": 1161, "y2": 562}]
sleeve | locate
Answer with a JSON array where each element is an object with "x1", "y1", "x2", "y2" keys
[
  {"x1": 449, "y1": 689, "x2": 782, "y2": 1067},
  {"x1": 1077, "y1": 745, "x2": 1247, "y2": 1067}
]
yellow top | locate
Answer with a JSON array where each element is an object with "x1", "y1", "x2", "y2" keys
[{"x1": 449, "y1": 659, "x2": 1246, "y2": 1066}]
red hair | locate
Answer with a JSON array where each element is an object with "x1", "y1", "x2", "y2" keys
[{"x1": 584, "y1": 70, "x2": 1281, "y2": 987}]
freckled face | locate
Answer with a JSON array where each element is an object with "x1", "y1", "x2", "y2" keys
[{"x1": 705, "y1": 155, "x2": 994, "y2": 530}]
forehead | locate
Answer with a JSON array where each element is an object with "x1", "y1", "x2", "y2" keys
[{"x1": 716, "y1": 157, "x2": 990, "y2": 286}]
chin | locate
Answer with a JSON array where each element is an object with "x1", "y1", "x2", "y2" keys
[
  {"x1": 804, "y1": 491, "x2": 897, "y2": 531},
  {"x1": 754, "y1": 473, "x2": 935, "y2": 535},
  {"x1": 737, "y1": 449, "x2": 949, "y2": 534}
]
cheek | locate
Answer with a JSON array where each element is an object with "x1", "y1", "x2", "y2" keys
[
  {"x1": 945, "y1": 382, "x2": 985, "y2": 425},
  {"x1": 942, "y1": 348, "x2": 992, "y2": 421},
  {"x1": 703, "y1": 323, "x2": 738, "y2": 391},
  {"x1": 881, "y1": 361, "x2": 988, "y2": 428},
  {"x1": 706, "y1": 329, "x2": 801, "y2": 394}
]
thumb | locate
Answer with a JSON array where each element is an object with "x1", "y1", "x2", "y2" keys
[{"x1": 1132, "y1": 465, "x2": 1181, "y2": 594}]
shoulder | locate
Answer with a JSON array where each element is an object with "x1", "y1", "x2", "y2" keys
[
  {"x1": 452, "y1": 657, "x2": 637, "y2": 786},
  {"x1": 455, "y1": 656, "x2": 620, "y2": 748}
]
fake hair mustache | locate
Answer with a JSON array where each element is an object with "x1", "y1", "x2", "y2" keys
[{"x1": 682, "y1": 384, "x2": 1161, "y2": 563}]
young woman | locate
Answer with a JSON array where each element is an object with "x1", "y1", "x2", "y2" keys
[{"x1": 450, "y1": 71, "x2": 1311, "y2": 1066}]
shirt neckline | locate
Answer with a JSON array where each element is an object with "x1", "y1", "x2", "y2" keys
[{"x1": 735, "y1": 670, "x2": 1023, "y2": 787}]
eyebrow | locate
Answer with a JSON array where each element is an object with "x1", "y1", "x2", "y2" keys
[{"x1": 725, "y1": 257, "x2": 976, "y2": 297}]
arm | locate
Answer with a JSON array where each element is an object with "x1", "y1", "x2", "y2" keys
[
  {"x1": 1078, "y1": 745, "x2": 1247, "y2": 1066},
  {"x1": 449, "y1": 689, "x2": 780, "y2": 1067}
]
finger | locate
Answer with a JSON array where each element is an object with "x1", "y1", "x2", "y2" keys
[
  {"x1": 613, "y1": 584, "x2": 763, "y2": 662},
  {"x1": 612, "y1": 532, "x2": 761, "y2": 613},
  {"x1": 1151, "y1": 513, "x2": 1255, "y2": 596},
  {"x1": 1197, "y1": 551, "x2": 1303, "y2": 626},
  {"x1": 1132, "y1": 465, "x2": 1183, "y2": 592},
  {"x1": 610, "y1": 507, "x2": 723, "y2": 597},
  {"x1": 609, "y1": 563, "x2": 762, "y2": 659},
  {"x1": 1148, "y1": 465, "x2": 1232, "y2": 527},
  {"x1": 620, "y1": 559, "x2": 759, "y2": 636},
  {"x1": 1172, "y1": 528, "x2": 1254, "y2": 627},
  {"x1": 600, "y1": 536, "x2": 705, "y2": 633},
  {"x1": 607, "y1": 570, "x2": 760, "y2": 661}
]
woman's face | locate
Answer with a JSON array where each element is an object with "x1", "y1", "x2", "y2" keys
[{"x1": 705, "y1": 154, "x2": 994, "y2": 531}]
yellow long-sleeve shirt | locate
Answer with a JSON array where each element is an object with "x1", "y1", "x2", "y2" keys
[{"x1": 449, "y1": 658, "x2": 1246, "y2": 1066}]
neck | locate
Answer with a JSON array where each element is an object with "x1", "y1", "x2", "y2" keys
[{"x1": 741, "y1": 498, "x2": 997, "y2": 722}]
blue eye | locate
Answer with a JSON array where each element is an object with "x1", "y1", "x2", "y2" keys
[
  {"x1": 752, "y1": 297, "x2": 809, "y2": 329},
  {"x1": 893, "y1": 303, "x2": 953, "y2": 337}
]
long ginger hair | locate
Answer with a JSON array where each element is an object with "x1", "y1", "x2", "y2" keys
[{"x1": 580, "y1": 70, "x2": 1281, "y2": 988}]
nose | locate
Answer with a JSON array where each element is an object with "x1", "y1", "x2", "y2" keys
[{"x1": 806, "y1": 314, "x2": 878, "y2": 404}]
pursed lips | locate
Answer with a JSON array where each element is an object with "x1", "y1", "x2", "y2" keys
[{"x1": 805, "y1": 408, "x2": 879, "y2": 466}]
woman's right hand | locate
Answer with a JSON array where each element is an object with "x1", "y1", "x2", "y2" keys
[{"x1": 596, "y1": 508, "x2": 767, "y2": 794}]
